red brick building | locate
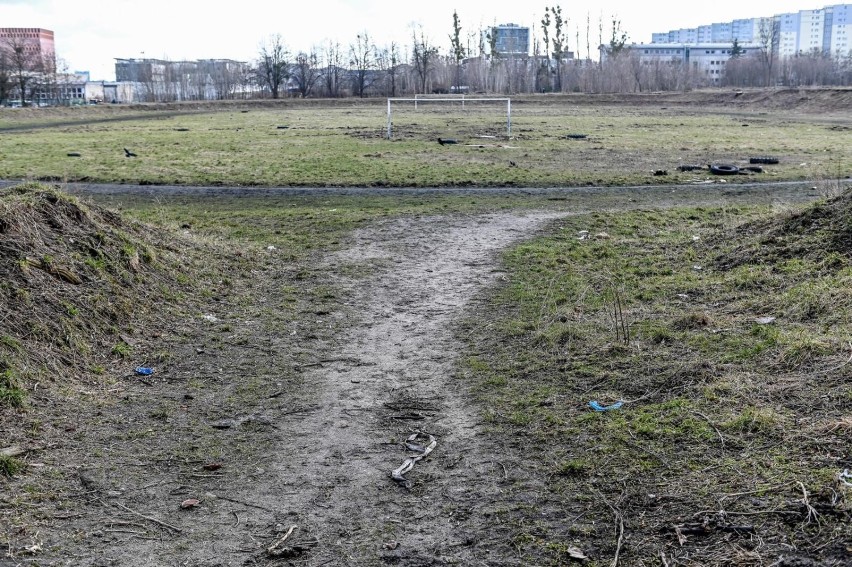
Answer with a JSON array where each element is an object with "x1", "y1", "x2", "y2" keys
[{"x1": 0, "y1": 27, "x2": 55, "y2": 64}]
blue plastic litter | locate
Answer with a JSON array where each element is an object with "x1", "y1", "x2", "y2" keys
[
  {"x1": 134, "y1": 367, "x2": 154, "y2": 376},
  {"x1": 589, "y1": 400, "x2": 623, "y2": 411}
]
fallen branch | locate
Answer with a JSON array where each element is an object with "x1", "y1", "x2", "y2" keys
[
  {"x1": 812, "y1": 341, "x2": 852, "y2": 375},
  {"x1": 692, "y1": 411, "x2": 725, "y2": 450},
  {"x1": 106, "y1": 500, "x2": 182, "y2": 533},
  {"x1": 268, "y1": 524, "x2": 296, "y2": 554},
  {"x1": 595, "y1": 489, "x2": 625, "y2": 567},
  {"x1": 216, "y1": 494, "x2": 274, "y2": 512},
  {"x1": 797, "y1": 481, "x2": 820, "y2": 527}
]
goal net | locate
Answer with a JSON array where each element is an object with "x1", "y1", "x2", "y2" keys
[{"x1": 385, "y1": 96, "x2": 512, "y2": 140}]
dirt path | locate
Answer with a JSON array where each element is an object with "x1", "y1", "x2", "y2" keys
[
  {"x1": 6, "y1": 210, "x2": 562, "y2": 566},
  {"x1": 267, "y1": 211, "x2": 564, "y2": 565}
]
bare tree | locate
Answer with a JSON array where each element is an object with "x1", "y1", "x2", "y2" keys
[
  {"x1": 256, "y1": 34, "x2": 290, "y2": 98},
  {"x1": 757, "y1": 17, "x2": 780, "y2": 87},
  {"x1": 411, "y1": 26, "x2": 438, "y2": 93},
  {"x1": 292, "y1": 50, "x2": 320, "y2": 97},
  {"x1": 0, "y1": 48, "x2": 12, "y2": 105},
  {"x1": 376, "y1": 42, "x2": 401, "y2": 96},
  {"x1": 322, "y1": 40, "x2": 344, "y2": 97},
  {"x1": 349, "y1": 32, "x2": 375, "y2": 98},
  {"x1": 1, "y1": 34, "x2": 44, "y2": 106}
]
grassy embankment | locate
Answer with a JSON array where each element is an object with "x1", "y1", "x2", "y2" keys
[{"x1": 459, "y1": 192, "x2": 852, "y2": 564}]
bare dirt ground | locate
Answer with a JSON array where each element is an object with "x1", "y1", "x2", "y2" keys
[
  {"x1": 3, "y1": 205, "x2": 568, "y2": 566},
  {"x1": 2, "y1": 182, "x2": 841, "y2": 566}
]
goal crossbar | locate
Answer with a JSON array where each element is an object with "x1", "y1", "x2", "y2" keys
[{"x1": 386, "y1": 97, "x2": 511, "y2": 139}]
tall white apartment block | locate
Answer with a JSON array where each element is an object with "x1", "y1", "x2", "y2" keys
[{"x1": 650, "y1": 4, "x2": 851, "y2": 57}]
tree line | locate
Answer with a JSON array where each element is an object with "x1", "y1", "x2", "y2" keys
[{"x1": 3, "y1": 8, "x2": 852, "y2": 106}]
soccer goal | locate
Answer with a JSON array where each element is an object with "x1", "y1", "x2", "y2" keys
[{"x1": 385, "y1": 96, "x2": 512, "y2": 140}]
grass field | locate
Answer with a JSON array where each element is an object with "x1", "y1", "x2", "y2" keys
[
  {"x1": 1, "y1": 93, "x2": 849, "y2": 188},
  {"x1": 1, "y1": 92, "x2": 851, "y2": 565}
]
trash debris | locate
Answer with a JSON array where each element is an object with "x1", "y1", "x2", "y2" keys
[
  {"x1": 267, "y1": 245, "x2": 277, "y2": 250},
  {"x1": 692, "y1": 235, "x2": 700, "y2": 241},
  {"x1": 565, "y1": 546, "x2": 589, "y2": 561},
  {"x1": 742, "y1": 166, "x2": 764, "y2": 173},
  {"x1": 564, "y1": 134, "x2": 588, "y2": 139},
  {"x1": 437, "y1": 137, "x2": 458, "y2": 145},
  {"x1": 202, "y1": 462, "x2": 222, "y2": 471},
  {"x1": 210, "y1": 419, "x2": 236, "y2": 429},
  {"x1": 755, "y1": 316, "x2": 776, "y2": 325},
  {"x1": 709, "y1": 163, "x2": 739, "y2": 175},
  {"x1": 749, "y1": 156, "x2": 779, "y2": 165},
  {"x1": 677, "y1": 164, "x2": 704, "y2": 172},
  {"x1": 653, "y1": 170, "x2": 668, "y2": 176},
  {"x1": 276, "y1": 125, "x2": 289, "y2": 129},
  {"x1": 1, "y1": 446, "x2": 26, "y2": 458},
  {"x1": 203, "y1": 314, "x2": 219, "y2": 322},
  {"x1": 392, "y1": 432, "x2": 437, "y2": 488},
  {"x1": 693, "y1": 265, "x2": 703, "y2": 271},
  {"x1": 840, "y1": 469, "x2": 852, "y2": 487},
  {"x1": 578, "y1": 230, "x2": 590, "y2": 241},
  {"x1": 180, "y1": 498, "x2": 201, "y2": 509},
  {"x1": 589, "y1": 400, "x2": 623, "y2": 411},
  {"x1": 134, "y1": 367, "x2": 154, "y2": 375},
  {"x1": 383, "y1": 541, "x2": 400, "y2": 550},
  {"x1": 67, "y1": 152, "x2": 82, "y2": 157}
]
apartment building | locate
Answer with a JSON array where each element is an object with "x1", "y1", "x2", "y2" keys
[{"x1": 651, "y1": 4, "x2": 851, "y2": 56}]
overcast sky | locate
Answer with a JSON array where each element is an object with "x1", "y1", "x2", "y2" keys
[{"x1": 1, "y1": 0, "x2": 829, "y2": 80}]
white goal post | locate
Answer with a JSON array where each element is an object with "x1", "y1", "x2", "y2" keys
[{"x1": 385, "y1": 96, "x2": 512, "y2": 139}]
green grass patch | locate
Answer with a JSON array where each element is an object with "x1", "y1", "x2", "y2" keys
[
  {"x1": 460, "y1": 195, "x2": 852, "y2": 563},
  {"x1": 0, "y1": 455, "x2": 24, "y2": 477},
  {"x1": 0, "y1": 368, "x2": 25, "y2": 408}
]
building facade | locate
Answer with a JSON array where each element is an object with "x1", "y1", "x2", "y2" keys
[
  {"x1": 651, "y1": 4, "x2": 851, "y2": 57},
  {"x1": 484, "y1": 24, "x2": 530, "y2": 56},
  {"x1": 114, "y1": 58, "x2": 254, "y2": 102},
  {"x1": 602, "y1": 42, "x2": 764, "y2": 83},
  {"x1": 0, "y1": 27, "x2": 55, "y2": 60}
]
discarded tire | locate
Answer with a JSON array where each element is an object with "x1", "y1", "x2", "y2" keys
[
  {"x1": 749, "y1": 157, "x2": 779, "y2": 164},
  {"x1": 709, "y1": 163, "x2": 740, "y2": 175},
  {"x1": 564, "y1": 134, "x2": 588, "y2": 139}
]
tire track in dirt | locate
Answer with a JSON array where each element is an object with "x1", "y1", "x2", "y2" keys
[{"x1": 268, "y1": 211, "x2": 563, "y2": 565}]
